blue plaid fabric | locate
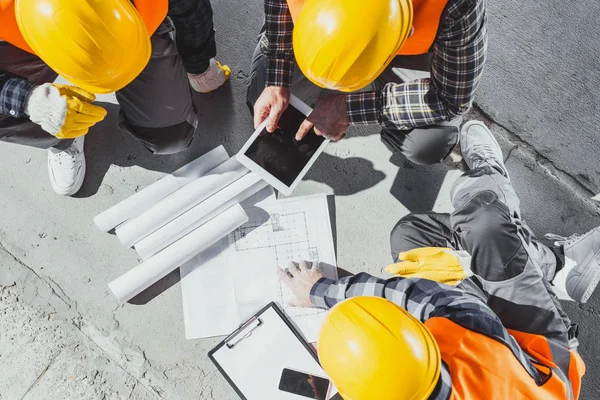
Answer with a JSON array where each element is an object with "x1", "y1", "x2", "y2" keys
[
  {"x1": 311, "y1": 273, "x2": 544, "y2": 398},
  {"x1": 264, "y1": 0, "x2": 487, "y2": 130},
  {"x1": 0, "y1": 76, "x2": 35, "y2": 118}
]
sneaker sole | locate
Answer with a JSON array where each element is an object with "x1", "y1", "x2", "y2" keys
[{"x1": 575, "y1": 253, "x2": 600, "y2": 303}]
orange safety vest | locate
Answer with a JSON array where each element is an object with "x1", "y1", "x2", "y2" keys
[
  {"x1": 0, "y1": 0, "x2": 167, "y2": 55},
  {"x1": 287, "y1": 0, "x2": 449, "y2": 56},
  {"x1": 425, "y1": 317, "x2": 586, "y2": 399}
]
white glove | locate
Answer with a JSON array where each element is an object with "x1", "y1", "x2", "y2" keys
[{"x1": 25, "y1": 83, "x2": 106, "y2": 139}]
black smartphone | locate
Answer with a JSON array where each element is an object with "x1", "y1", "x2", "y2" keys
[{"x1": 278, "y1": 368, "x2": 330, "y2": 399}]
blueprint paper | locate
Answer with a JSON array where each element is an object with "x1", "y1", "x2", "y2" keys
[
  {"x1": 134, "y1": 173, "x2": 268, "y2": 260},
  {"x1": 180, "y1": 194, "x2": 337, "y2": 342},
  {"x1": 116, "y1": 157, "x2": 248, "y2": 248},
  {"x1": 109, "y1": 204, "x2": 249, "y2": 303},
  {"x1": 94, "y1": 146, "x2": 228, "y2": 232}
]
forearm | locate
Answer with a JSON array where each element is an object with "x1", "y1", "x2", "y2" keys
[
  {"x1": 168, "y1": 0, "x2": 216, "y2": 74},
  {"x1": 264, "y1": 0, "x2": 294, "y2": 87},
  {"x1": 0, "y1": 73, "x2": 35, "y2": 118},
  {"x1": 310, "y1": 272, "x2": 475, "y2": 323}
]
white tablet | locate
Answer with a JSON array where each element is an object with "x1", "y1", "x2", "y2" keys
[{"x1": 236, "y1": 94, "x2": 329, "y2": 195}]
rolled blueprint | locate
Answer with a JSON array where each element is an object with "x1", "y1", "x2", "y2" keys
[
  {"x1": 115, "y1": 157, "x2": 248, "y2": 248},
  {"x1": 108, "y1": 204, "x2": 249, "y2": 303},
  {"x1": 135, "y1": 173, "x2": 267, "y2": 260},
  {"x1": 94, "y1": 146, "x2": 228, "y2": 232}
]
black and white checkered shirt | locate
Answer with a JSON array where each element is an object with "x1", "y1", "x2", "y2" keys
[
  {"x1": 264, "y1": 0, "x2": 487, "y2": 130},
  {"x1": 0, "y1": 75, "x2": 34, "y2": 118},
  {"x1": 310, "y1": 273, "x2": 544, "y2": 399}
]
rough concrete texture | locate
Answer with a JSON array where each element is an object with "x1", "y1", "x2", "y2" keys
[{"x1": 1, "y1": 0, "x2": 599, "y2": 399}]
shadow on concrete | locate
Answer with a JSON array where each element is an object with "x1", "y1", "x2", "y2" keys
[
  {"x1": 129, "y1": 268, "x2": 181, "y2": 305},
  {"x1": 305, "y1": 152, "x2": 387, "y2": 196},
  {"x1": 74, "y1": 102, "x2": 218, "y2": 198},
  {"x1": 388, "y1": 152, "x2": 454, "y2": 212}
]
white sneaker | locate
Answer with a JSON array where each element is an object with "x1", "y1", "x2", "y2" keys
[
  {"x1": 460, "y1": 120, "x2": 509, "y2": 178},
  {"x1": 47, "y1": 136, "x2": 86, "y2": 196},
  {"x1": 546, "y1": 227, "x2": 600, "y2": 304},
  {"x1": 187, "y1": 58, "x2": 231, "y2": 93}
]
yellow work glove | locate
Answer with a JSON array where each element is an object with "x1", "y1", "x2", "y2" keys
[
  {"x1": 25, "y1": 83, "x2": 107, "y2": 139},
  {"x1": 386, "y1": 247, "x2": 473, "y2": 286}
]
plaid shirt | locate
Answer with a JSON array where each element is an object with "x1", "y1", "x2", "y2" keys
[
  {"x1": 0, "y1": 74, "x2": 35, "y2": 118},
  {"x1": 264, "y1": 0, "x2": 487, "y2": 130},
  {"x1": 310, "y1": 273, "x2": 544, "y2": 399}
]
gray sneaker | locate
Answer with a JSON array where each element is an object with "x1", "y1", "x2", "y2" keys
[
  {"x1": 546, "y1": 227, "x2": 600, "y2": 303},
  {"x1": 460, "y1": 120, "x2": 508, "y2": 177}
]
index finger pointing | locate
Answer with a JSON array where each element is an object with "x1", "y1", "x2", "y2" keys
[{"x1": 295, "y1": 119, "x2": 314, "y2": 141}]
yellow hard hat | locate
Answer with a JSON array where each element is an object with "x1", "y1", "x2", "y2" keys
[
  {"x1": 15, "y1": 0, "x2": 151, "y2": 94},
  {"x1": 318, "y1": 297, "x2": 440, "y2": 400},
  {"x1": 293, "y1": 0, "x2": 413, "y2": 92}
]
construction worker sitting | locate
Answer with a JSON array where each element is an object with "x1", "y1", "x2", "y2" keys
[
  {"x1": 248, "y1": 0, "x2": 486, "y2": 166},
  {"x1": 279, "y1": 121, "x2": 595, "y2": 399},
  {"x1": 0, "y1": 0, "x2": 230, "y2": 196}
]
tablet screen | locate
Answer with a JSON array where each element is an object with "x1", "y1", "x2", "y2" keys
[{"x1": 244, "y1": 105, "x2": 325, "y2": 187}]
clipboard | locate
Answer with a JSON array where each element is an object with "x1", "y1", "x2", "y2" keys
[{"x1": 209, "y1": 302, "x2": 329, "y2": 400}]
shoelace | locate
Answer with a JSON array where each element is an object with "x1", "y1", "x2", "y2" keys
[
  {"x1": 472, "y1": 143, "x2": 499, "y2": 162},
  {"x1": 545, "y1": 233, "x2": 580, "y2": 247}
]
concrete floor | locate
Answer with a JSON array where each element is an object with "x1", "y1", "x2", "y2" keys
[{"x1": 1, "y1": 0, "x2": 600, "y2": 399}]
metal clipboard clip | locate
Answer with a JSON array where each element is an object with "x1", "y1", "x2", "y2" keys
[{"x1": 224, "y1": 316, "x2": 263, "y2": 349}]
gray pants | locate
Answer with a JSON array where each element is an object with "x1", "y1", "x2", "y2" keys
[
  {"x1": 390, "y1": 166, "x2": 573, "y2": 346},
  {"x1": 0, "y1": 24, "x2": 198, "y2": 155},
  {"x1": 246, "y1": 35, "x2": 460, "y2": 165}
]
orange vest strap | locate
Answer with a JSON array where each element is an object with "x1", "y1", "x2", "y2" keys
[
  {"x1": 0, "y1": 0, "x2": 167, "y2": 55},
  {"x1": 286, "y1": 0, "x2": 449, "y2": 56},
  {"x1": 425, "y1": 317, "x2": 583, "y2": 399},
  {"x1": 508, "y1": 328, "x2": 586, "y2": 400}
]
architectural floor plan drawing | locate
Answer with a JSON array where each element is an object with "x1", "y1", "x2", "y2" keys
[
  {"x1": 232, "y1": 209, "x2": 327, "y2": 318},
  {"x1": 180, "y1": 192, "x2": 337, "y2": 342}
]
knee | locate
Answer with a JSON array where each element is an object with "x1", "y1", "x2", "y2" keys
[
  {"x1": 382, "y1": 125, "x2": 459, "y2": 166},
  {"x1": 124, "y1": 120, "x2": 195, "y2": 155},
  {"x1": 460, "y1": 199, "x2": 510, "y2": 243},
  {"x1": 389, "y1": 214, "x2": 426, "y2": 260},
  {"x1": 390, "y1": 214, "x2": 421, "y2": 242},
  {"x1": 403, "y1": 132, "x2": 458, "y2": 165}
]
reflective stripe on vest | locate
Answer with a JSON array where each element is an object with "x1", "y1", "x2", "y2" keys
[
  {"x1": 424, "y1": 317, "x2": 585, "y2": 400},
  {"x1": 0, "y1": 0, "x2": 167, "y2": 55},
  {"x1": 286, "y1": 0, "x2": 449, "y2": 56}
]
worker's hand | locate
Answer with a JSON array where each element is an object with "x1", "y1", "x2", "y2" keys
[
  {"x1": 295, "y1": 94, "x2": 350, "y2": 142},
  {"x1": 277, "y1": 260, "x2": 325, "y2": 307},
  {"x1": 386, "y1": 247, "x2": 473, "y2": 286},
  {"x1": 25, "y1": 83, "x2": 107, "y2": 139},
  {"x1": 254, "y1": 86, "x2": 290, "y2": 133}
]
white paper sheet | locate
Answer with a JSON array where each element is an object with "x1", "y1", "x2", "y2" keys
[
  {"x1": 115, "y1": 157, "x2": 248, "y2": 248},
  {"x1": 109, "y1": 204, "x2": 249, "y2": 303},
  {"x1": 134, "y1": 173, "x2": 268, "y2": 260},
  {"x1": 93, "y1": 146, "x2": 228, "y2": 232},
  {"x1": 180, "y1": 194, "x2": 337, "y2": 342}
]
